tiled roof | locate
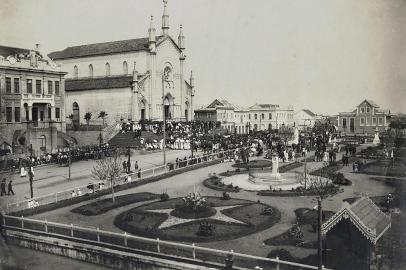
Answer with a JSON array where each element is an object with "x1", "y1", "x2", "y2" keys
[
  {"x1": 49, "y1": 36, "x2": 165, "y2": 60},
  {"x1": 322, "y1": 196, "x2": 391, "y2": 244},
  {"x1": 65, "y1": 75, "x2": 135, "y2": 91},
  {"x1": 0, "y1": 45, "x2": 30, "y2": 58}
]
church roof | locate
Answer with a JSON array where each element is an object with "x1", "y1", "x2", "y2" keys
[
  {"x1": 66, "y1": 75, "x2": 135, "y2": 91},
  {"x1": 322, "y1": 196, "x2": 391, "y2": 244},
  {"x1": 0, "y1": 45, "x2": 30, "y2": 58},
  {"x1": 48, "y1": 36, "x2": 166, "y2": 60}
]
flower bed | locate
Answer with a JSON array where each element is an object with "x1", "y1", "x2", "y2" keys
[
  {"x1": 203, "y1": 175, "x2": 241, "y2": 192},
  {"x1": 114, "y1": 196, "x2": 281, "y2": 242}
]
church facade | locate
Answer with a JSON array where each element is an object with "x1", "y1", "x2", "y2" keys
[{"x1": 49, "y1": 0, "x2": 195, "y2": 127}]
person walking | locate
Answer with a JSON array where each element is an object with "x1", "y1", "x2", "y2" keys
[
  {"x1": 7, "y1": 180, "x2": 15, "y2": 196},
  {"x1": 0, "y1": 179, "x2": 6, "y2": 196}
]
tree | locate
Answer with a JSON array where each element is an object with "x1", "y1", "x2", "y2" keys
[
  {"x1": 91, "y1": 150, "x2": 121, "y2": 203},
  {"x1": 312, "y1": 120, "x2": 336, "y2": 144},
  {"x1": 98, "y1": 111, "x2": 108, "y2": 127},
  {"x1": 308, "y1": 175, "x2": 337, "y2": 270},
  {"x1": 389, "y1": 117, "x2": 406, "y2": 139},
  {"x1": 84, "y1": 112, "x2": 92, "y2": 127},
  {"x1": 278, "y1": 125, "x2": 295, "y2": 146}
]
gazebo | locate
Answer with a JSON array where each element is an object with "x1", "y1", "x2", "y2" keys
[{"x1": 321, "y1": 196, "x2": 391, "y2": 270}]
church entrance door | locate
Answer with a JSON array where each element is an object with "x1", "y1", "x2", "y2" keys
[{"x1": 164, "y1": 105, "x2": 170, "y2": 120}]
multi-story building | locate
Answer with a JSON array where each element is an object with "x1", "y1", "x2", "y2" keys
[
  {"x1": 48, "y1": 1, "x2": 194, "y2": 126},
  {"x1": 337, "y1": 99, "x2": 391, "y2": 135},
  {"x1": 248, "y1": 104, "x2": 294, "y2": 131},
  {"x1": 194, "y1": 99, "x2": 249, "y2": 134},
  {"x1": 0, "y1": 44, "x2": 67, "y2": 156},
  {"x1": 293, "y1": 109, "x2": 321, "y2": 130}
]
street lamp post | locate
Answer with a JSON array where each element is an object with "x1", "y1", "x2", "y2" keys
[{"x1": 162, "y1": 69, "x2": 174, "y2": 168}]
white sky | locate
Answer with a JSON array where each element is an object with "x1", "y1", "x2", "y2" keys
[{"x1": 1, "y1": 0, "x2": 405, "y2": 114}]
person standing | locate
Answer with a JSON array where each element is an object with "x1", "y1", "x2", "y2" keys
[
  {"x1": 0, "y1": 179, "x2": 6, "y2": 196},
  {"x1": 134, "y1": 161, "x2": 138, "y2": 171},
  {"x1": 7, "y1": 180, "x2": 14, "y2": 196},
  {"x1": 28, "y1": 167, "x2": 34, "y2": 198}
]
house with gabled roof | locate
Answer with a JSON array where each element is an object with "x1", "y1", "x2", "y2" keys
[
  {"x1": 194, "y1": 99, "x2": 249, "y2": 134},
  {"x1": 49, "y1": 1, "x2": 195, "y2": 126},
  {"x1": 322, "y1": 196, "x2": 391, "y2": 270},
  {"x1": 337, "y1": 99, "x2": 392, "y2": 136}
]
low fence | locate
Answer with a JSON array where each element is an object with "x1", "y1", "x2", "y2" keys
[
  {"x1": 4, "y1": 149, "x2": 238, "y2": 214},
  {"x1": 1, "y1": 215, "x2": 330, "y2": 270}
]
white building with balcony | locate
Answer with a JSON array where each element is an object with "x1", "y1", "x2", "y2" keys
[{"x1": 0, "y1": 44, "x2": 68, "y2": 157}]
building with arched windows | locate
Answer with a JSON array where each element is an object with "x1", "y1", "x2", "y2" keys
[
  {"x1": 48, "y1": 1, "x2": 195, "y2": 125},
  {"x1": 0, "y1": 44, "x2": 68, "y2": 157}
]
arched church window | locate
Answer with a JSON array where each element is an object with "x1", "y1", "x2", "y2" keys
[
  {"x1": 105, "y1": 62, "x2": 110, "y2": 76},
  {"x1": 88, "y1": 64, "x2": 93, "y2": 77},
  {"x1": 123, "y1": 61, "x2": 128, "y2": 74},
  {"x1": 73, "y1": 65, "x2": 78, "y2": 78}
]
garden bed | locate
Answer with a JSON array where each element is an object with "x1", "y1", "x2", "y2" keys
[
  {"x1": 310, "y1": 162, "x2": 352, "y2": 186},
  {"x1": 257, "y1": 185, "x2": 341, "y2": 197},
  {"x1": 114, "y1": 196, "x2": 281, "y2": 242},
  {"x1": 358, "y1": 159, "x2": 406, "y2": 177},
  {"x1": 203, "y1": 175, "x2": 241, "y2": 192},
  {"x1": 71, "y1": 192, "x2": 160, "y2": 216},
  {"x1": 264, "y1": 208, "x2": 334, "y2": 249}
]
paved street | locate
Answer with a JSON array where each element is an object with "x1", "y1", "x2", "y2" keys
[{"x1": 0, "y1": 149, "x2": 196, "y2": 208}]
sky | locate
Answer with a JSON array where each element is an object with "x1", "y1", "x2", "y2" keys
[{"x1": 1, "y1": 0, "x2": 405, "y2": 115}]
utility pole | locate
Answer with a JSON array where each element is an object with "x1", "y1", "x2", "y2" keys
[
  {"x1": 318, "y1": 198, "x2": 323, "y2": 270},
  {"x1": 68, "y1": 146, "x2": 71, "y2": 180}
]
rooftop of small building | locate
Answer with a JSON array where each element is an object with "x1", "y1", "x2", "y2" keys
[
  {"x1": 322, "y1": 196, "x2": 391, "y2": 244},
  {"x1": 0, "y1": 45, "x2": 30, "y2": 58}
]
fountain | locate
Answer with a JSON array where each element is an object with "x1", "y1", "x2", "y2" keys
[{"x1": 222, "y1": 154, "x2": 303, "y2": 191}]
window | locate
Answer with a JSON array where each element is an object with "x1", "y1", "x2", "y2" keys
[
  {"x1": 360, "y1": 117, "x2": 365, "y2": 126},
  {"x1": 105, "y1": 62, "x2": 110, "y2": 76},
  {"x1": 73, "y1": 65, "x2": 78, "y2": 78},
  {"x1": 249, "y1": 114, "x2": 251, "y2": 120},
  {"x1": 261, "y1": 113, "x2": 264, "y2": 119},
  {"x1": 366, "y1": 107, "x2": 370, "y2": 113},
  {"x1": 40, "y1": 135, "x2": 46, "y2": 148},
  {"x1": 89, "y1": 64, "x2": 93, "y2": 77},
  {"x1": 366, "y1": 117, "x2": 370, "y2": 126},
  {"x1": 55, "y1": 108, "x2": 60, "y2": 120},
  {"x1": 14, "y1": 78, "x2": 19, "y2": 93},
  {"x1": 48, "y1": 81, "x2": 53, "y2": 95},
  {"x1": 14, "y1": 107, "x2": 20, "y2": 122},
  {"x1": 48, "y1": 107, "x2": 51, "y2": 119},
  {"x1": 6, "y1": 77, "x2": 11, "y2": 93},
  {"x1": 269, "y1": 113, "x2": 272, "y2": 120},
  {"x1": 6, "y1": 107, "x2": 12, "y2": 122},
  {"x1": 360, "y1": 107, "x2": 365, "y2": 114},
  {"x1": 36, "y1": 80, "x2": 41, "y2": 94},
  {"x1": 55, "y1": 81, "x2": 60, "y2": 96},
  {"x1": 123, "y1": 61, "x2": 128, "y2": 74},
  {"x1": 27, "y1": 79, "x2": 32, "y2": 93},
  {"x1": 372, "y1": 117, "x2": 377, "y2": 125},
  {"x1": 254, "y1": 114, "x2": 257, "y2": 120},
  {"x1": 378, "y1": 117, "x2": 383, "y2": 125}
]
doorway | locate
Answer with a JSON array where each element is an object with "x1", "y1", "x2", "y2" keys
[{"x1": 350, "y1": 118, "x2": 355, "y2": 133}]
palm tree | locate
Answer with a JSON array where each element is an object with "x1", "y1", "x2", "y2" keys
[
  {"x1": 84, "y1": 112, "x2": 92, "y2": 127},
  {"x1": 98, "y1": 111, "x2": 108, "y2": 127}
]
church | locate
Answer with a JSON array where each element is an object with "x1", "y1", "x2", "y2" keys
[{"x1": 48, "y1": 0, "x2": 195, "y2": 127}]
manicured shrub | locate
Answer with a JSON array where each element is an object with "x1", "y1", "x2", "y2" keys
[
  {"x1": 196, "y1": 222, "x2": 215, "y2": 236},
  {"x1": 160, "y1": 192, "x2": 170, "y2": 201},
  {"x1": 221, "y1": 191, "x2": 231, "y2": 200}
]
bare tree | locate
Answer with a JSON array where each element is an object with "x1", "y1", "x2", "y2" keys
[
  {"x1": 91, "y1": 150, "x2": 121, "y2": 203},
  {"x1": 278, "y1": 125, "x2": 295, "y2": 146},
  {"x1": 308, "y1": 175, "x2": 336, "y2": 270}
]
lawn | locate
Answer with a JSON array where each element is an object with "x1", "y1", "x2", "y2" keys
[
  {"x1": 359, "y1": 159, "x2": 406, "y2": 177},
  {"x1": 114, "y1": 196, "x2": 281, "y2": 242},
  {"x1": 71, "y1": 192, "x2": 160, "y2": 216},
  {"x1": 264, "y1": 208, "x2": 334, "y2": 249}
]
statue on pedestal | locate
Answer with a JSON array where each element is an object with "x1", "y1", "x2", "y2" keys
[{"x1": 372, "y1": 127, "x2": 380, "y2": 145}]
